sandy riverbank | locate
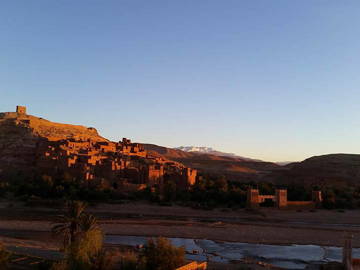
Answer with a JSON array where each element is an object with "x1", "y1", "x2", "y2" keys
[{"x1": 0, "y1": 201, "x2": 359, "y2": 247}]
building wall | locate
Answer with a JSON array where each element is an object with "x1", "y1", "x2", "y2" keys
[
  {"x1": 276, "y1": 189, "x2": 288, "y2": 208},
  {"x1": 175, "y1": 261, "x2": 207, "y2": 270},
  {"x1": 247, "y1": 188, "x2": 322, "y2": 210},
  {"x1": 247, "y1": 189, "x2": 260, "y2": 208}
]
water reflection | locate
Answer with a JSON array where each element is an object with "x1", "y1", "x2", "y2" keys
[{"x1": 105, "y1": 235, "x2": 360, "y2": 269}]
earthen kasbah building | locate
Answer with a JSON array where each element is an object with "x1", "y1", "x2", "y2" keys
[
  {"x1": 0, "y1": 106, "x2": 197, "y2": 192},
  {"x1": 246, "y1": 188, "x2": 323, "y2": 209}
]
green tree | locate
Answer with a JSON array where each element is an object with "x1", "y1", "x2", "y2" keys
[
  {"x1": 163, "y1": 180, "x2": 177, "y2": 202},
  {"x1": 214, "y1": 176, "x2": 228, "y2": 193},
  {"x1": 140, "y1": 237, "x2": 185, "y2": 270}
]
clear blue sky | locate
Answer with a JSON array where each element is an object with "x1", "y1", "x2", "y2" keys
[{"x1": 1, "y1": 1, "x2": 360, "y2": 162}]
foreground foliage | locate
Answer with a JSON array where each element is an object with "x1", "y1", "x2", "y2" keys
[
  {"x1": 117, "y1": 251, "x2": 138, "y2": 270},
  {"x1": 52, "y1": 201, "x2": 109, "y2": 270},
  {"x1": 140, "y1": 237, "x2": 185, "y2": 270},
  {"x1": 114, "y1": 238, "x2": 186, "y2": 270},
  {"x1": 0, "y1": 243, "x2": 10, "y2": 269}
]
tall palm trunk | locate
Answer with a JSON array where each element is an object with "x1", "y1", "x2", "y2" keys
[{"x1": 70, "y1": 221, "x2": 77, "y2": 244}]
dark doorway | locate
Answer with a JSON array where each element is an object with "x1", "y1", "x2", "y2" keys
[{"x1": 260, "y1": 198, "x2": 275, "y2": 207}]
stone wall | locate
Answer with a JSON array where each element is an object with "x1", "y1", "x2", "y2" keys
[{"x1": 247, "y1": 188, "x2": 322, "y2": 209}]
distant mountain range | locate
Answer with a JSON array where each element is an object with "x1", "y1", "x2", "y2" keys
[
  {"x1": 175, "y1": 146, "x2": 263, "y2": 162},
  {"x1": 2, "y1": 106, "x2": 360, "y2": 187},
  {"x1": 145, "y1": 144, "x2": 360, "y2": 186},
  {"x1": 143, "y1": 144, "x2": 282, "y2": 182}
]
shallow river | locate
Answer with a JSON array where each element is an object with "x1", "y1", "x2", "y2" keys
[{"x1": 105, "y1": 235, "x2": 360, "y2": 269}]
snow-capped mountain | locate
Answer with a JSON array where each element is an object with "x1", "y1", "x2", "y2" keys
[
  {"x1": 176, "y1": 146, "x2": 218, "y2": 153},
  {"x1": 175, "y1": 146, "x2": 262, "y2": 162}
]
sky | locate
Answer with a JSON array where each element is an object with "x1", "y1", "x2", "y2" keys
[{"x1": 1, "y1": 1, "x2": 360, "y2": 162}]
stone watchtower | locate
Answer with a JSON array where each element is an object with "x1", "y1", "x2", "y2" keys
[
  {"x1": 16, "y1": 105, "x2": 27, "y2": 115},
  {"x1": 275, "y1": 189, "x2": 288, "y2": 209},
  {"x1": 247, "y1": 188, "x2": 260, "y2": 208}
]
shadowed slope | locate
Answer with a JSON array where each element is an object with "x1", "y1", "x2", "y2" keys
[{"x1": 279, "y1": 154, "x2": 360, "y2": 185}]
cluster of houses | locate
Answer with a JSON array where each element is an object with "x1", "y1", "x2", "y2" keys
[{"x1": 35, "y1": 137, "x2": 197, "y2": 192}]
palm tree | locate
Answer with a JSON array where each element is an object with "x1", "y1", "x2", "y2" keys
[
  {"x1": 80, "y1": 214, "x2": 99, "y2": 233},
  {"x1": 52, "y1": 201, "x2": 109, "y2": 269},
  {"x1": 52, "y1": 201, "x2": 88, "y2": 249}
]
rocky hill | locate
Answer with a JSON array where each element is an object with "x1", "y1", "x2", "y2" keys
[
  {"x1": 0, "y1": 109, "x2": 107, "y2": 171},
  {"x1": 0, "y1": 112, "x2": 106, "y2": 142},
  {"x1": 0, "y1": 107, "x2": 196, "y2": 190},
  {"x1": 278, "y1": 154, "x2": 360, "y2": 186}
]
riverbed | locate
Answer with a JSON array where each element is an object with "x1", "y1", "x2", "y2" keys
[{"x1": 105, "y1": 235, "x2": 360, "y2": 269}]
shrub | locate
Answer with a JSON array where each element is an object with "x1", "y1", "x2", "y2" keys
[
  {"x1": 51, "y1": 261, "x2": 68, "y2": 270},
  {"x1": 0, "y1": 243, "x2": 10, "y2": 269},
  {"x1": 118, "y1": 251, "x2": 138, "y2": 270},
  {"x1": 140, "y1": 237, "x2": 185, "y2": 270},
  {"x1": 67, "y1": 227, "x2": 103, "y2": 268}
]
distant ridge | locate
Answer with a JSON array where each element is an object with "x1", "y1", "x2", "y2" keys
[
  {"x1": 279, "y1": 153, "x2": 360, "y2": 185},
  {"x1": 143, "y1": 143, "x2": 281, "y2": 182},
  {"x1": 175, "y1": 146, "x2": 263, "y2": 162}
]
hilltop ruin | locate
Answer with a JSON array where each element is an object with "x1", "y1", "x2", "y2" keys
[{"x1": 0, "y1": 106, "x2": 197, "y2": 193}]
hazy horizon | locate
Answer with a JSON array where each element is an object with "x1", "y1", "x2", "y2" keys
[{"x1": 1, "y1": 1, "x2": 360, "y2": 162}]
